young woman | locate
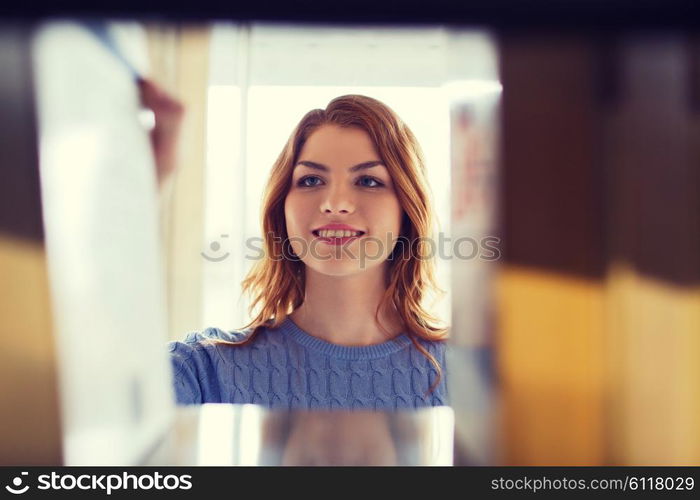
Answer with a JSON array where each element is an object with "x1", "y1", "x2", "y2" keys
[{"x1": 169, "y1": 94, "x2": 449, "y2": 410}]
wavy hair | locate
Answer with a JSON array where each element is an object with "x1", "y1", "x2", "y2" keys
[{"x1": 229, "y1": 95, "x2": 448, "y2": 391}]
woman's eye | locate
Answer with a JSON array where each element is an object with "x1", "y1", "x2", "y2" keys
[
  {"x1": 298, "y1": 176, "x2": 322, "y2": 187},
  {"x1": 358, "y1": 176, "x2": 383, "y2": 188}
]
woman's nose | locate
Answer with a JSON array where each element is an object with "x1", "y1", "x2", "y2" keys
[{"x1": 320, "y1": 183, "x2": 355, "y2": 214}]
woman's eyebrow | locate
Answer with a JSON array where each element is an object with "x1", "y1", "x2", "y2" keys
[{"x1": 295, "y1": 160, "x2": 384, "y2": 172}]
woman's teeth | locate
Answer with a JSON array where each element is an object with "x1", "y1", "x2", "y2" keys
[{"x1": 317, "y1": 229, "x2": 362, "y2": 238}]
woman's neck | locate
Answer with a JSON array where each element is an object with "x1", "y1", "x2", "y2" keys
[{"x1": 289, "y1": 265, "x2": 405, "y2": 346}]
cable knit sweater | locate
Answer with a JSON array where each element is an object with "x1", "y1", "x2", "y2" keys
[{"x1": 168, "y1": 317, "x2": 448, "y2": 410}]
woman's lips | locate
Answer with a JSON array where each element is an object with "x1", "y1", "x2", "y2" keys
[{"x1": 311, "y1": 230, "x2": 366, "y2": 246}]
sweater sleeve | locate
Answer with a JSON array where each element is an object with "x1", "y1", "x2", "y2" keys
[{"x1": 168, "y1": 340, "x2": 203, "y2": 405}]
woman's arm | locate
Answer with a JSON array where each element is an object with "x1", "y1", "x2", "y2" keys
[{"x1": 168, "y1": 341, "x2": 203, "y2": 405}]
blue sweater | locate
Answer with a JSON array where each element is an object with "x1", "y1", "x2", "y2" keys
[{"x1": 168, "y1": 317, "x2": 448, "y2": 410}]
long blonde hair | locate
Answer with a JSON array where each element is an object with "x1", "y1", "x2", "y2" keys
[{"x1": 235, "y1": 95, "x2": 448, "y2": 389}]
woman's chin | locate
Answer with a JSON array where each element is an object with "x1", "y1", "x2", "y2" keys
[{"x1": 306, "y1": 260, "x2": 377, "y2": 278}]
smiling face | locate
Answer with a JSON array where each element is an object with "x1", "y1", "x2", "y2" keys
[{"x1": 284, "y1": 124, "x2": 403, "y2": 277}]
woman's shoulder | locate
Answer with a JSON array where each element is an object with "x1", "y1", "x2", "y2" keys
[
  {"x1": 167, "y1": 325, "x2": 259, "y2": 359},
  {"x1": 182, "y1": 326, "x2": 255, "y2": 345},
  {"x1": 411, "y1": 334, "x2": 448, "y2": 352}
]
